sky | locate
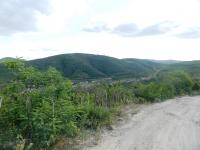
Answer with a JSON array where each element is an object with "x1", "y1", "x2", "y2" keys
[{"x1": 0, "y1": 0, "x2": 200, "y2": 60}]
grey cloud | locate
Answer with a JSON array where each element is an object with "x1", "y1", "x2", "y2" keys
[
  {"x1": 0, "y1": 0, "x2": 51, "y2": 35},
  {"x1": 83, "y1": 24, "x2": 110, "y2": 32},
  {"x1": 83, "y1": 21, "x2": 178, "y2": 37},
  {"x1": 177, "y1": 28, "x2": 200, "y2": 39},
  {"x1": 83, "y1": 23, "x2": 139, "y2": 36},
  {"x1": 137, "y1": 21, "x2": 178, "y2": 36},
  {"x1": 112, "y1": 23, "x2": 138, "y2": 36}
]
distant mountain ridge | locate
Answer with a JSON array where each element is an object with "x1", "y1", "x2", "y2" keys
[
  {"x1": 0, "y1": 57, "x2": 16, "y2": 63},
  {"x1": 164, "y1": 60, "x2": 200, "y2": 78},
  {"x1": 1, "y1": 53, "x2": 200, "y2": 82},
  {"x1": 148, "y1": 59, "x2": 182, "y2": 64}
]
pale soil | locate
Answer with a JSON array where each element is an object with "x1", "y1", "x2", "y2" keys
[{"x1": 85, "y1": 96, "x2": 200, "y2": 150}]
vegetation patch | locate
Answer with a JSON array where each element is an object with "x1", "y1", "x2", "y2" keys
[{"x1": 0, "y1": 59, "x2": 199, "y2": 149}]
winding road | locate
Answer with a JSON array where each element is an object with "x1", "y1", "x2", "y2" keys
[{"x1": 87, "y1": 96, "x2": 200, "y2": 150}]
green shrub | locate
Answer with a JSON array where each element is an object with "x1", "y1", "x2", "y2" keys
[{"x1": 84, "y1": 106, "x2": 110, "y2": 129}]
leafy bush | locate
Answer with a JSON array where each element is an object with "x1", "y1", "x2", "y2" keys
[
  {"x1": 0, "y1": 61, "x2": 79, "y2": 149},
  {"x1": 157, "y1": 71, "x2": 193, "y2": 95},
  {"x1": 83, "y1": 106, "x2": 110, "y2": 129},
  {"x1": 132, "y1": 71, "x2": 193, "y2": 102}
]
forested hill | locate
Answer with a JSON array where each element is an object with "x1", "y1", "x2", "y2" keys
[
  {"x1": 1, "y1": 53, "x2": 200, "y2": 81},
  {"x1": 0, "y1": 57, "x2": 16, "y2": 63},
  {"x1": 163, "y1": 60, "x2": 200, "y2": 78},
  {"x1": 27, "y1": 53, "x2": 162, "y2": 80}
]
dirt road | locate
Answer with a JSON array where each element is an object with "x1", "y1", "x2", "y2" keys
[{"x1": 87, "y1": 96, "x2": 200, "y2": 150}]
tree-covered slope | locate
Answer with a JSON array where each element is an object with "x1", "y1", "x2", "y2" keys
[
  {"x1": 122, "y1": 58, "x2": 162, "y2": 74},
  {"x1": 0, "y1": 57, "x2": 16, "y2": 63},
  {"x1": 5, "y1": 53, "x2": 200, "y2": 82},
  {"x1": 27, "y1": 53, "x2": 162, "y2": 80},
  {"x1": 163, "y1": 60, "x2": 200, "y2": 78},
  {"x1": 148, "y1": 59, "x2": 182, "y2": 64}
]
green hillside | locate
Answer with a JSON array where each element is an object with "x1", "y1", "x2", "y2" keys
[
  {"x1": 148, "y1": 59, "x2": 182, "y2": 64},
  {"x1": 122, "y1": 58, "x2": 162, "y2": 73},
  {"x1": 27, "y1": 53, "x2": 162, "y2": 80},
  {"x1": 2, "y1": 53, "x2": 200, "y2": 82},
  {"x1": 163, "y1": 60, "x2": 200, "y2": 78},
  {"x1": 0, "y1": 57, "x2": 16, "y2": 63}
]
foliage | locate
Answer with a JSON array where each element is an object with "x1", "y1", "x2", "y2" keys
[
  {"x1": 0, "y1": 60, "x2": 114, "y2": 149},
  {"x1": 0, "y1": 59, "x2": 199, "y2": 149},
  {"x1": 0, "y1": 60, "x2": 77, "y2": 149},
  {"x1": 156, "y1": 71, "x2": 193, "y2": 95},
  {"x1": 192, "y1": 79, "x2": 200, "y2": 91},
  {"x1": 165, "y1": 60, "x2": 200, "y2": 77},
  {"x1": 7, "y1": 53, "x2": 160, "y2": 80},
  {"x1": 91, "y1": 83, "x2": 133, "y2": 107},
  {"x1": 83, "y1": 106, "x2": 110, "y2": 129},
  {"x1": 132, "y1": 71, "x2": 194, "y2": 102}
]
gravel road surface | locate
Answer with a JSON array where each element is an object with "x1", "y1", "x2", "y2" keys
[{"x1": 87, "y1": 96, "x2": 200, "y2": 150}]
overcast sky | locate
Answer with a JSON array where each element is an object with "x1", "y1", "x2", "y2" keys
[{"x1": 0, "y1": 0, "x2": 200, "y2": 60}]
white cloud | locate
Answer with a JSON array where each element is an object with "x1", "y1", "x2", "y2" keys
[
  {"x1": 1, "y1": 31, "x2": 200, "y2": 61},
  {"x1": 83, "y1": 21, "x2": 180, "y2": 37},
  {"x1": 87, "y1": 0, "x2": 200, "y2": 29},
  {"x1": 37, "y1": 0, "x2": 91, "y2": 33},
  {"x1": 1, "y1": 0, "x2": 200, "y2": 60}
]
